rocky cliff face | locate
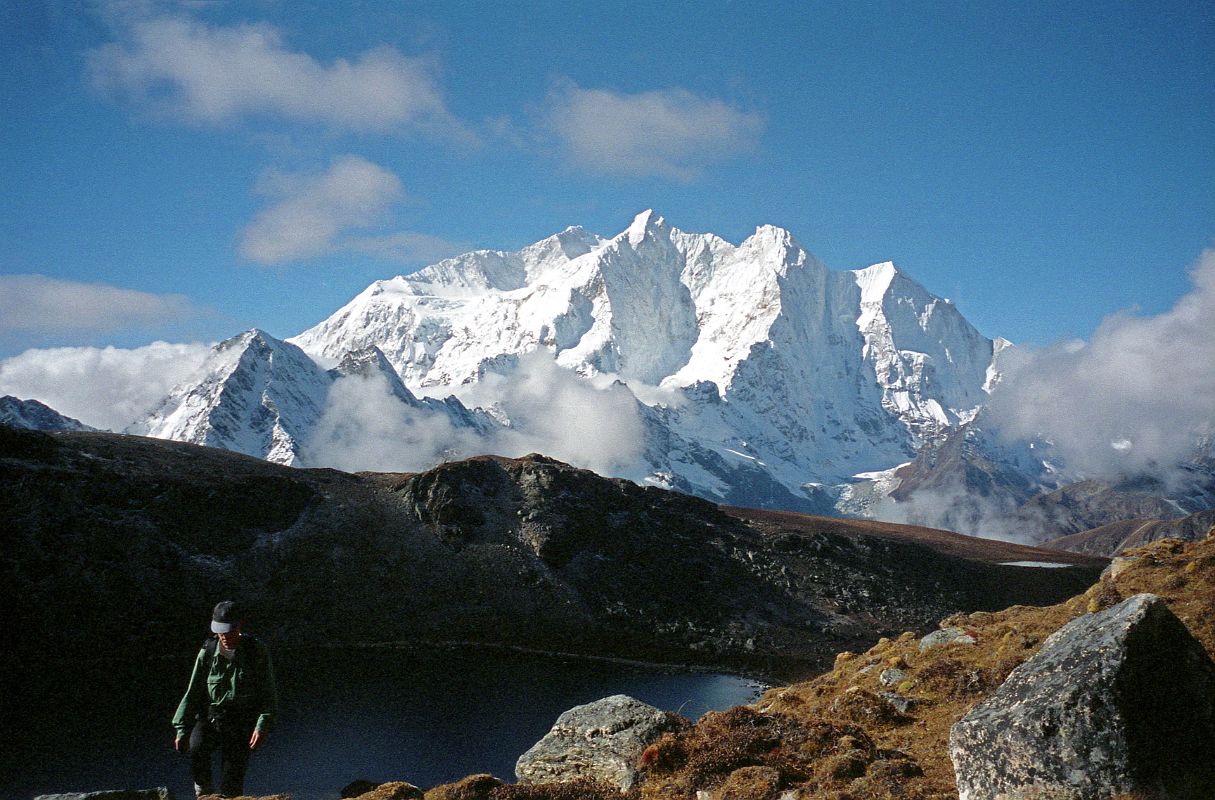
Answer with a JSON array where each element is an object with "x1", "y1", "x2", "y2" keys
[
  {"x1": 2, "y1": 427, "x2": 1101, "y2": 681},
  {"x1": 880, "y1": 417, "x2": 1215, "y2": 543}
]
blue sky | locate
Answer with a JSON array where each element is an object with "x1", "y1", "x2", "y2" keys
[{"x1": 2, "y1": 0, "x2": 1212, "y2": 358}]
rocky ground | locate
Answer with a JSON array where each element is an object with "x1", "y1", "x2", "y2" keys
[
  {"x1": 173, "y1": 534, "x2": 1215, "y2": 800},
  {"x1": 3, "y1": 426, "x2": 1102, "y2": 682},
  {"x1": 22, "y1": 425, "x2": 1202, "y2": 800}
]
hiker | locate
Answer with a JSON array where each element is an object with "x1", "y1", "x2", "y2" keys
[{"x1": 172, "y1": 600, "x2": 279, "y2": 798}]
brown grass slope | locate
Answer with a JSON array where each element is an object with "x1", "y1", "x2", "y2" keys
[
  {"x1": 401, "y1": 533, "x2": 1212, "y2": 800},
  {"x1": 636, "y1": 533, "x2": 1215, "y2": 800}
]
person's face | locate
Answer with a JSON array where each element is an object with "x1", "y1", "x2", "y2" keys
[{"x1": 217, "y1": 624, "x2": 241, "y2": 649}]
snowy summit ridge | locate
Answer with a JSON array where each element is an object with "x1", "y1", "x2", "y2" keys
[{"x1": 283, "y1": 211, "x2": 1000, "y2": 508}]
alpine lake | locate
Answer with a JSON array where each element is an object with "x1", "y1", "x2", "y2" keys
[{"x1": 8, "y1": 644, "x2": 765, "y2": 800}]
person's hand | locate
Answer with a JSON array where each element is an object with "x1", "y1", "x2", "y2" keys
[
  {"x1": 249, "y1": 729, "x2": 264, "y2": 750},
  {"x1": 174, "y1": 734, "x2": 187, "y2": 753}
]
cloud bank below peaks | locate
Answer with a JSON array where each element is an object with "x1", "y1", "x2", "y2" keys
[
  {"x1": 0, "y1": 341, "x2": 213, "y2": 432},
  {"x1": 303, "y1": 351, "x2": 648, "y2": 477},
  {"x1": 427, "y1": 352, "x2": 648, "y2": 478},
  {"x1": 988, "y1": 248, "x2": 1215, "y2": 479},
  {"x1": 304, "y1": 371, "x2": 486, "y2": 474}
]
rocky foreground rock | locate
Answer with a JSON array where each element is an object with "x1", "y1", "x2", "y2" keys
[
  {"x1": 515, "y1": 695, "x2": 688, "y2": 791},
  {"x1": 949, "y1": 593, "x2": 1215, "y2": 800}
]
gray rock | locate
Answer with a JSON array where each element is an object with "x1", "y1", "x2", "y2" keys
[
  {"x1": 879, "y1": 691, "x2": 918, "y2": 714},
  {"x1": 878, "y1": 667, "x2": 909, "y2": 687},
  {"x1": 950, "y1": 593, "x2": 1215, "y2": 800},
  {"x1": 34, "y1": 791, "x2": 171, "y2": 800},
  {"x1": 918, "y1": 626, "x2": 977, "y2": 652},
  {"x1": 515, "y1": 694, "x2": 688, "y2": 791}
]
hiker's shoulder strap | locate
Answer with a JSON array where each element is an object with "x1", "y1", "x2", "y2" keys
[{"x1": 203, "y1": 636, "x2": 217, "y2": 670}]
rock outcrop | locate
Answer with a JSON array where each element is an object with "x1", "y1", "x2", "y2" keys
[
  {"x1": 949, "y1": 593, "x2": 1215, "y2": 799},
  {"x1": 3, "y1": 428, "x2": 1104, "y2": 682},
  {"x1": 345, "y1": 782, "x2": 423, "y2": 800},
  {"x1": 515, "y1": 694, "x2": 688, "y2": 791},
  {"x1": 33, "y1": 791, "x2": 171, "y2": 800}
]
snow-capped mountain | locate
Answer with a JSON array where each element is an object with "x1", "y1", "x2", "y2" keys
[
  {"x1": 114, "y1": 210, "x2": 1211, "y2": 536},
  {"x1": 0, "y1": 396, "x2": 94, "y2": 432},
  {"x1": 290, "y1": 210, "x2": 1000, "y2": 505},
  {"x1": 131, "y1": 329, "x2": 496, "y2": 465}
]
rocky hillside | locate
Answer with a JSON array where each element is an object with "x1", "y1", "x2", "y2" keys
[
  {"x1": 877, "y1": 419, "x2": 1215, "y2": 544},
  {"x1": 183, "y1": 531, "x2": 1215, "y2": 800},
  {"x1": 2, "y1": 426, "x2": 1101, "y2": 682},
  {"x1": 627, "y1": 534, "x2": 1215, "y2": 800},
  {"x1": 1048, "y1": 509, "x2": 1215, "y2": 557},
  {"x1": 317, "y1": 534, "x2": 1211, "y2": 800}
]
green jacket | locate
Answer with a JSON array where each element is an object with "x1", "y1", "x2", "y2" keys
[{"x1": 172, "y1": 634, "x2": 278, "y2": 736}]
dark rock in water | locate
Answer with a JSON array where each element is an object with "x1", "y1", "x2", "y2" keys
[
  {"x1": 33, "y1": 790, "x2": 171, "y2": 800},
  {"x1": 515, "y1": 694, "x2": 689, "y2": 791},
  {"x1": 949, "y1": 593, "x2": 1215, "y2": 800}
]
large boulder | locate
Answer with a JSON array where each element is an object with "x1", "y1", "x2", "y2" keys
[
  {"x1": 515, "y1": 694, "x2": 689, "y2": 791},
  {"x1": 950, "y1": 593, "x2": 1215, "y2": 799}
]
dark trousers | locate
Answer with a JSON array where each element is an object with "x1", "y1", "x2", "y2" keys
[{"x1": 188, "y1": 716, "x2": 254, "y2": 797}]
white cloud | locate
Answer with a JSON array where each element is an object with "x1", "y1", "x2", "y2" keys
[
  {"x1": 0, "y1": 275, "x2": 207, "y2": 334},
  {"x1": 237, "y1": 155, "x2": 462, "y2": 266},
  {"x1": 307, "y1": 352, "x2": 647, "y2": 478},
  {"x1": 305, "y1": 372, "x2": 483, "y2": 473},
  {"x1": 988, "y1": 248, "x2": 1215, "y2": 478},
  {"x1": 545, "y1": 81, "x2": 763, "y2": 180},
  {"x1": 0, "y1": 341, "x2": 212, "y2": 431},
  {"x1": 456, "y1": 352, "x2": 647, "y2": 477},
  {"x1": 89, "y1": 14, "x2": 469, "y2": 137},
  {"x1": 869, "y1": 484, "x2": 1039, "y2": 544}
]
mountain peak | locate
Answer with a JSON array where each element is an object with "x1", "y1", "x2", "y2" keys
[
  {"x1": 224, "y1": 328, "x2": 285, "y2": 352},
  {"x1": 0, "y1": 396, "x2": 94, "y2": 432},
  {"x1": 752, "y1": 223, "x2": 795, "y2": 242},
  {"x1": 625, "y1": 209, "x2": 668, "y2": 245}
]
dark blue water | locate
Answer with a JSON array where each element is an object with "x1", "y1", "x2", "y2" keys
[{"x1": 7, "y1": 647, "x2": 764, "y2": 800}]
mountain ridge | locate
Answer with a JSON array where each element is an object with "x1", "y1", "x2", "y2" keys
[
  {"x1": 19, "y1": 210, "x2": 1209, "y2": 539},
  {"x1": 283, "y1": 210, "x2": 1001, "y2": 508}
]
